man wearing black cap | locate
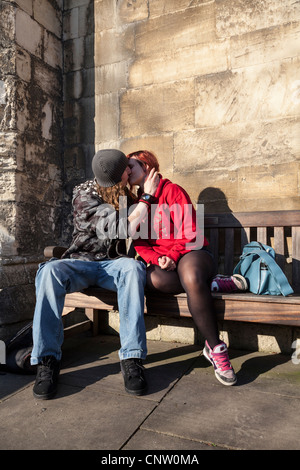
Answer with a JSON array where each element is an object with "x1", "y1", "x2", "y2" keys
[{"x1": 30, "y1": 149, "x2": 159, "y2": 400}]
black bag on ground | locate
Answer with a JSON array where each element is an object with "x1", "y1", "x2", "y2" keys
[{"x1": 0, "y1": 322, "x2": 36, "y2": 374}]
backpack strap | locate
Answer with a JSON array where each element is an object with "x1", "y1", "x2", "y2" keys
[
  {"x1": 234, "y1": 252, "x2": 255, "y2": 275},
  {"x1": 254, "y1": 250, "x2": 294, "y2": 296}
]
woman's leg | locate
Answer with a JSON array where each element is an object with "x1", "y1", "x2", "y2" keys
[
  {"x1": 145, "y1": 263, "x2": 184, "y2": 294},
  {"x1": 176, "y1": 250, "x2": 220, "y2": 349},
  {"x1": 146, "y1": 250, "x2": 237, "y2": 385},
  {"x1": 145, "y1": 251, "x2": 219, "y2": 346}
]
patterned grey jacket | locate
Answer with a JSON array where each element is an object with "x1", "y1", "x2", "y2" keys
[{"x1": 62, "y1": 179, "x2": 128, "y2": 261}]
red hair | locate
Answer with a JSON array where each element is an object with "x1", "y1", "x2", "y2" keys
[{"x1": 127, "y1": 150, "x2": 160, "y2": 172}]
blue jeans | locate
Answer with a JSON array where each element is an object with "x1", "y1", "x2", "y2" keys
[{"x1": 31, "y1": 257, "x2": 147, "y2": 365}]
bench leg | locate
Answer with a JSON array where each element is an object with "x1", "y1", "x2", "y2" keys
[{"x1": 85, "y1": 308, "x2": 99, "y2": 336}]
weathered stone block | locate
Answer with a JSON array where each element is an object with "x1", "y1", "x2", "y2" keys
[
  {"x1": 64, "y1": 0, "x2": 90, "y2": 10},
  {"x1": 0, "y1": 202, "x2": 17, "y2": 256},
  {"x1": 117, "y1": 0, "x2": 149, "y2": 25},
  {"x1": 79, "y1": 97, "x2": 95, "y2": 144},
  {"x1": 135, "y1": 3, "x2": 215, "y2": 57},
  {"x1": 195, "y1": 60, "x2": 300, "y2": 127},
  {"x1": 64, "y1": 71, "x2": 83, "y2": 100},
  {"x1": 33, "y1": 0, "x2": 62, "y2": 38},
  {"x1": 0, "y1": 283, "x2": 35, "y2": 326},
  {"x1": 33, "y1": 60, "x2": 62, "y2": 98},
  {"x1": 95, "y1": 62, "x2": 127, "y2": 94},
  {"x1": 83, "y1": 34, "x2": 94, "y2": 69},
  {"x1": 174, "y1": 118, "x2": 300, "y2": 173},
  {"x1": 94, "y1": 0, "x2": 116, "y2": 31},
  {"x1": 64, "y1": 37, "x2": 84, "y2": 72},
  {"x1": 120, "y1": 80, "x2": 195, "y2": 138},
  {"x1": 95, "y1": 92, "x2": 119, "y2": 142},
  {"x1": 150, "y1": 0, "x2": 211, "y2": 18},
  {"x1": 63, "y1": 7, "x2": 79, "y2": 41},
  {"x1": 0, "y1": 171, "x2": 16, "y2": 201},
  {"x1": 44, "y1": 31, "x2": 62, "y2": 70},
  {"x1": 129, "y1": 40, "x2": 229, "y2": 87},
  {"x1": 216, "y1": 0, "x2": 300, "y2": 38},
  {"x1": 0, "y1": 2, "x2": 15, "y2": 42},
  {"x1": 94, "y1": 25, "x2": 135, "y2": 66},
  {"x1": 16, "y1": 48, "x2": 31, "y2": 82},
  {"x1": 16, "y1": 9, "x2": 42, "y2": 58},
  {"x1": 230, "y1": 21, "x2": 300, "y2": 69},
  {"x1": 15, "y1": 0, "x2": 33, "y2": 17},
  {"x1": 237, "y1": 162, "x2": 300, "y2": 201},
  {"x1": 41, "y1": 101, "x2": 53, "y2": 140},
  {"x1": 172, "y1": 162, "x2": 300, "y2": 214},
  {"x1": 78, "y1": 3, "x2": 94, "y2": 37}
]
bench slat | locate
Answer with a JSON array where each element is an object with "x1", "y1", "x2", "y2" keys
[
  {"x1": 241, "y1": 227, "x2": 250, "y2": 249},
  {"x1": 213, "y1": 296, "x2": 300, "y2": 326},
  {"x1": 292, "y1": 226, "x2": 300, "y2": 293},
  {"x1": 274, "y1": 227, "x2": 285, "y2": 270},
  {"x1": 204, "y1": 210, "x2": 300, "y2": 228},
  {"x1": 224, "y1": 228, "x2": 234, "y2": 274},
  {"x1": 62, "y1": 289, "x2": 300, "y2": 327},
  {"x1": 257, "y1": 227, "x2": 267, "y2": 244},
  {"x1": 209, "y1": 227, "x2": 219, "y2": 263}
]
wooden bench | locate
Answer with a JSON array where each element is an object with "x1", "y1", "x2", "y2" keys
[{"x1": 44, "y1": 210, "x2": 300, "y2": 339}]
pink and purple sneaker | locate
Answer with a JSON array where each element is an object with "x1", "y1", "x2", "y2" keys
[
  {"x1": 203, "y1": 341, "x2": 237, "y2": 386},
  {"x1": 210, "y1": 274, "x2": 248, "y2": 293}
]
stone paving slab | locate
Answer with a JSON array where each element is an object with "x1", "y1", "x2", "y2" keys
[
  {"x1": 140, "y1": 352, "x2": 300, "y2": 450},
  {"x1": 123, "y1": 428, "x2": 223, "y2": 450},
  {"x1": 59, "y1": 335, "x2": 201, "y2": 401},
  {"x1": 0, "y1": 334, "x2": 299, "y2": 451},
  {"x1": 0, "y1": 383, "x2": 155, "y2": 450},
  {"x1": 0, "y1": 335, "x2": 200, "y2": 450}
]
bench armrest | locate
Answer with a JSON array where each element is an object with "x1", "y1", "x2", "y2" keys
[{"x1": 44, "y1": 246, "x2": 67, "y2": 259}]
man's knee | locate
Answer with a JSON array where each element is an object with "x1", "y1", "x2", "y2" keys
[
  {"x1": 122, "y1": 259, "x2": 146, "y2": 282},
  {"x1": 36, "y1": 259, "x2": 68, "y2": 283}
]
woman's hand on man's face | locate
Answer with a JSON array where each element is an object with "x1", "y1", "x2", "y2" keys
[{"x1": 144, "y1": 168, "x2": 159, "y2": 196}]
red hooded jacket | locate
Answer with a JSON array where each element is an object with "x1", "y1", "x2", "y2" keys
[{"x1": 133, "y1": 177, "x2": 208, "y2": 265}]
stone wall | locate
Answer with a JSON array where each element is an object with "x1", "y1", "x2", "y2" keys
[
  {"x1": 0, "y1": 0, "x2": 299, "y2": 350},
  {"x1": 0, "y1": 0, "x2": 63, "y2": 339},
  {"x1": 92, "y1": 0, "x2": 300, "y2": 353},
  {"x1": 62, "y1": 0, "x2": 95, "y2": 242},
  {"x1": 95, "y1": 0, "x2": 300, "y2": 212}
]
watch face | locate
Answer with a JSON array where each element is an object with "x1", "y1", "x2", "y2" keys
[{"x1": 144, "y1": 194, "x2": 151, "y2": 200}]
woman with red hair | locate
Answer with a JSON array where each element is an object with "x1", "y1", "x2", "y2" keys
[{"x1": 127, "y1": 150, "x2": 240, "y2": 386}]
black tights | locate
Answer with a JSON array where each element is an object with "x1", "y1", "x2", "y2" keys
[{"x1": 146, "y1": 250, "x2": 220, "y2": 349}]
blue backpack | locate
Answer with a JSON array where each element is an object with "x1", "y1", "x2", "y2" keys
[{"x1": 233, "y1": 241, "x2": 294, "y2": 296}]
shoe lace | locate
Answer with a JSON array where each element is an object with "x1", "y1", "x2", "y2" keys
[
  {"x1": 37, "y1": 357, "x2": 56, "y2": 383},
  {"x1": 211, "y1": 350, "x2": 232, "y2": 371},
  {"x1": 124, "y1": 359, "x2": 144, "y2": 378}
]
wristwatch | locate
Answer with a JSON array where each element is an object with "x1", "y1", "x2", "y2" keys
[{"x1": 139, "y1": 193, "x2": 156, "y2": 205}]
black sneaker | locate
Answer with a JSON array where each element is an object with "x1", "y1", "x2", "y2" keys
[
  {"x1": 33, "y1": 356, "x2": 60, "y2": 400},
  {"x1": 120, "y1": 358, "x2": 147, "y2": 396}
]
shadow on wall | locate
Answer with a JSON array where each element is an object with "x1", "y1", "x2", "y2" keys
[{"x1": 197, "y1": 187, "x2": 232, "y2": 214}]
